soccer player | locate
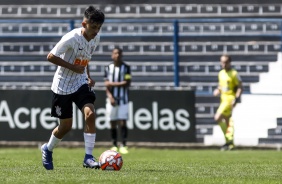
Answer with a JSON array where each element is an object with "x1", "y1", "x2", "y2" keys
[
  {"x1": 213, "y1": 54, "x2": 243, "y2": 151},
  {"x1": 41, "y1": 6, "x2": 105, "y2": 170},
  {"x1": 104, "y1": 48, "x2": 131, "y2": 154}
]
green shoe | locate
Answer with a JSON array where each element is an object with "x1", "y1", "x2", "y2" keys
[
  {"x1": 119, "y1": 146, "x2": 129, "y2": 154},
  {"x1": 110, "y1": 146, "x2": 118, "y2": 152}
]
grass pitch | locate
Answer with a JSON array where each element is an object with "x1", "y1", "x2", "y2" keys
[{"x1": 0, "y1": 147, "x2": 281, "y2": 184}]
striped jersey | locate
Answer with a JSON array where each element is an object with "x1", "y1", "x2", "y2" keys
[
  {"x1": 104, "y1": 62, "x2": 131, "y2": 105},
  {"x1": 50, "y1": 27, "x2": 100, "y2": 95}
]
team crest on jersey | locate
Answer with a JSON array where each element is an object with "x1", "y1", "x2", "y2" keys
[{"x1": 55, "y1": 105, "x2": 62, "y2": 116}]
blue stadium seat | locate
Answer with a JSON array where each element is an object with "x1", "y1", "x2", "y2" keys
[
  {"x1": 221, "y1": 5, "x2": 240, "y2": 14},
  {"x1": 60, "y1": 7, "x2": 77, "y2": 16},
  {"x1": 143, "y1": 45, "x2": 162, "y2": 53},
  {"x1": 182, "y1": 24, "x2": 201, "y2": 33},
  {"x1": 247, "y1": 44, "x2": 265, "y2": 52},
  {"x1": 226, "y1": 44, "x2": 245, "y2": 52},
  {"x1": 141, "y1": 25, "x2": 159, "y2": 33},
  {"x1": 223, "y1": 24, "x2": 242, "y2": 33},
  {"x1": 3, "y1": 45, "x2": 20, "y2": 52},
  {"x1": 122, "y1": 44, "x2": 140, "y2": 53},
  {"x1": 119, "y1": 5, "x2": 137, "y2": 14},
  {"x1": 139, "y1": 5, "x2": 157, "y2": 14},
  {"x1": 205, "y1": 44, "x2": 224, "y2": 52},
  {"x1": 262, "y1": 5, "x2": 280, "y2": 14},
  {"x1": 249, "y1": 65, "x2": 268, "y2": 72},
  {"x1": 102, "y1": 25, "x2": 119, "y2": 34},
  {"x1": 100, "y1": 5, "x2": 117, "y2": 14},
  {"x1": 22, "y1": 45, "x2": 41, "y2": 53},
  {"x1": 241, "y1": 5, "x2": 260, "y2": 14},
  {"x1": 121, "y1": 25, "x2": 139, "y2": 33},
  {"x1": 2, "y1": 25, "x2": 19, "y2": 33},
  {"x1": 159, "y1": 5, "x2": 177, "y2": 14},
  {"x1": 22, "y1": 26, "x2": 39, "y2": 34},
  {"x1": 40, "y1": 7, "x2": 57, "y2": 15},
  {"x1": 266, "y1": 44, "x2": 281, "y2": 52},
  {"x1": 187, "y1": 65, "x2": 206, "y2": 73},
  {"x1": 203, "y1": 25, "x2": 221, "y2": 33},
  {"x1": 245, "y1": 23, "x2": 263, "y2": 32},
  {"x1": 265, "y1": 23, "x2": 280, "y2": 32},
  {"x1": 233, "y1": 64, "x2": 247, "y2": 73},
  {"x1": 21, "y1": 7, "x2": 37, "y2": 15},
  {"x1": 179, "y1": 5, "x2": 198, "y2": 14},
  {"x1": 2, "y1": 7, "x2": 18, "y2": 15},
  {"x1": 23, "y1": 65, "x2": 41, "y2": 72},
  {"x1": 200, "y1": 5, "x2": 218, "y2": 14}
]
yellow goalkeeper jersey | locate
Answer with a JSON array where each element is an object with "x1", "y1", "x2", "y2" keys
[{"x1": 218, "y1": 68, "x2": 241, "y2": 100}]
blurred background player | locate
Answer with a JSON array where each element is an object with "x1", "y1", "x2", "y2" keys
[
  {"x1": 213, "y1": 54, "x2": 243, "y2": 151},
  {"x1": 41, "y1": 6, "x2": 105, "y2": 170},
  {"x1": 104, "y1": 48, "x2": 131, "y2": 154}
]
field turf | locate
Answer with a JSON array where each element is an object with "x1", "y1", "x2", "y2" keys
[{"x1": 0, "y1": 147, "x2": 281, "y2": 184}]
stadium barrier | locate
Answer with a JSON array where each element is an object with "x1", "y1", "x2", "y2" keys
[{"x1": 0, "y1": 89, "x2": 196, "y2": 143}]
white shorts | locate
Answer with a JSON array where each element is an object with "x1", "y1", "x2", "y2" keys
[{"x1": 106, "y1": 98, "x2": 129, "y2": 121}]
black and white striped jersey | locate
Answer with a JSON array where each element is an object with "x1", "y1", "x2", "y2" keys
[
  {"x1": 50, "y1": 27, "x2": 100, "y2": 95},
  {"x1": 104, "y1": 62, "x2": 131, "y2": 105}
]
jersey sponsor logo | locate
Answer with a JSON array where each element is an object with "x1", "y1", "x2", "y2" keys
[{"x1": 74, "y1": 58, "x2": 89, "y2": 66}]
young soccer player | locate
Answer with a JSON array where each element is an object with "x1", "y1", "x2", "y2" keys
[
  {"x1": 104, "y1": 48, "x2": 131, "y2": 154},
  {"x1": 213, "y1": 54, "x2": 243, "y2": 151},
  {"x1": 41, "y1": 6, "x2": 105, "y2": 170}
]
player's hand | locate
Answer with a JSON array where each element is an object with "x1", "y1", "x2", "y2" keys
[
  {"x1": 110, "y1": 97, "x2": 116, "y2": 106},
  {"x1": 88, "y1": 77, "x2": 96, "y2": 87},
  {"x1": 105, "y1": 81, "x2": 112, "y2": 87},
  {"x1": 72, "y1": 65, "x2": 85, "y2": 74},
  {"x1": 232, "y1": 97, "x2": 239, "y2": 107},
  {"x1": 213, "y1": 88, "x2": 220, "y2": 96}
]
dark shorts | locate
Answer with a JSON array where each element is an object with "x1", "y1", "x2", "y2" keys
[{"x1": 51, "y1": 84, "x2": 96, "y2": 119}]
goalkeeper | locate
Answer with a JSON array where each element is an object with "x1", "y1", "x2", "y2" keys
[{"x1": 213, "y1": 54, "x2": 243, "y2": 151}]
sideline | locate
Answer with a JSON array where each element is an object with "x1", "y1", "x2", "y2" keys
[{"x1": 0, "y1": 141, "x2": 280, "y2": 150}]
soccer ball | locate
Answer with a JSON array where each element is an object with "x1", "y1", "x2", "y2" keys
[{"x1": 99, "y1": 150, "x2": 123, "y2": 171}]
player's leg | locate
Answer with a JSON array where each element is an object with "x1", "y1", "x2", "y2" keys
[
  {"x1": 223, "y1": 99, "x2": 235, "y2": 150},
  {"x1": 118, "y1": 120, "x2": 129, "y2": 154},
  {"x1": 74, "y1": 84, "x2": 99, "y2": 169},
  {"x1": 215, "y1": 99, "x2": 234, "y2": 150},
  {"x1": 82, "y1": 103, "x2": 100, "y2": 168},
  {"x1": 106, "y1": 99, "x2": 119, "y2": 151},
  {"x1": 110, "y1": 121, "x2": 118, "y2": 151},
  {"x1": 225, "y1": 116, "x2": 235, "y2": 149},
  {"x1": 41, "y1": 93, "x2": 73, "y2": 170},
  {"x1": 117, "y1": 104, "x2": 129, "y2": 154},
  {"x1": 214, "y1": 103, "x2": 228, "y2": 142}
]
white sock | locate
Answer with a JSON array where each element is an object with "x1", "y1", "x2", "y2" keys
[
  {"x1": 84, "y1": 133, "x2": 96, "y2": 155},
  {"x1": 47, "y1": 134, "x2": 62, "y2": 151}
]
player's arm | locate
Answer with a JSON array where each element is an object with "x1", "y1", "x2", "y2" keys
[
  {"x1": 105, "y1": 68, "x2": 131, "y2": 87},
  {"x1": 234, "y1": 81, "x2": 243, "y2": 105},
  {"x1": 105, "y1": 79, "x2": 130, "y2": 87},
  {"x1": 47, "y1": 53, "x2": 85, "y2": 74},
  {"x1": 86, "y1": 64, "x2": 95, "y2": 87},
  {"x1": 233, "y1": 73, "x2": 243, "y2": 106},
  {"x1": 213, "y1": 73, "x2": 221, "y2": 96},
  {"x1": 213, "y1": 86, "x2": 221, "y2": 97},
  {"x1": 105, "y1": 80, "x2": 116, "y2": 105}
]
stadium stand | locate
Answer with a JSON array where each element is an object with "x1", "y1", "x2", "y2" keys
[{"x1": 0, "y1": 2, "x2": 281, "y2": 144}]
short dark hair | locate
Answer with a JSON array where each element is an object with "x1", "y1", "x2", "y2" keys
[
  {"x1": 84, "y1": 6, "x2": 105, "y2": 25},
  {"x1": 114, "y1": 47, "x2": 123, "y2": 55},
  {"x1": 221, "y1": 54, "x2": 232, "y2": 62}
]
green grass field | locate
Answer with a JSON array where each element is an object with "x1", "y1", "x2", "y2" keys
[{"x1": 0, "y1": 147, "x2": 281, "y2": 184}]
